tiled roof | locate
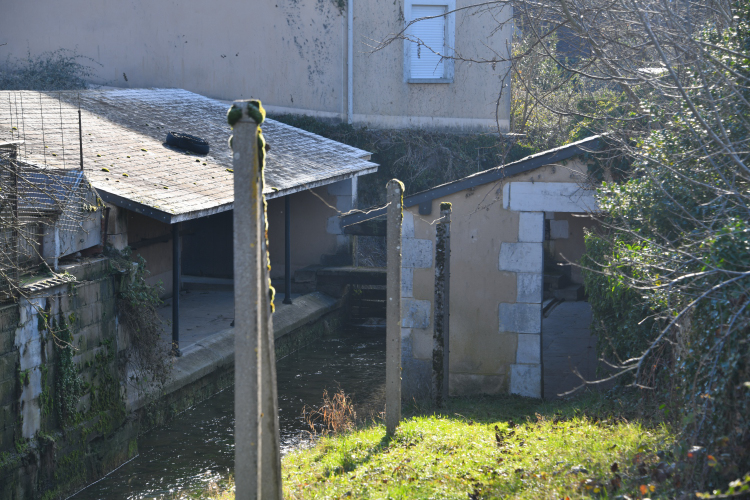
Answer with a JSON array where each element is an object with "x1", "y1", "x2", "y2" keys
[
  {"x1": 341, "y1": 135, "x2": 602, "y2": 225},
  {"x1": 0, "y1": 89, "x2": 377, "y2": 223}
]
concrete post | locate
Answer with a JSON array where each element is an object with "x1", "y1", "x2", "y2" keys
[
  {"x1": 258, "y1": 133, "x2": 283, "y2": 498},
  {"x1": 433, "y1": 202, "x2": 451, "y2": 406},
  {"x1": 386, "y1": 179, "x2": 404, "y2": 435},
  {"x1": 231, "y1": 99, "x2": 281, "y2": 499}
]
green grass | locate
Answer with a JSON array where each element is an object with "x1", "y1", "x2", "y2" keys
[
  {"x1": 176, "y1": 393, "x2": 682, "y2": 499},
  {"x1": 280, "y1": 394, "x2": 676, "y2": 499}
]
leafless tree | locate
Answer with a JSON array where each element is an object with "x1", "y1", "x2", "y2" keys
[{"x1": 376, "y1": 0, "x2": 750, "y2": 484}]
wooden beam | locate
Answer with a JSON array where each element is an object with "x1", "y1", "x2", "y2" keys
[{"x1": 341, "y1": 218, "x2": 386, "y2": 237}]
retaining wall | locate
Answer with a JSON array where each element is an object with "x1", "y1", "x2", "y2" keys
[{"x1": 0, "y1": 259, "x2": 347, "y2": 499}]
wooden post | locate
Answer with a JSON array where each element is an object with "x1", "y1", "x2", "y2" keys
[
  {"x1": 386, "y1": 179, "x2": 404, "y2": 435},
  {"x1": 433, "y1": 203, "x2": 451, "y2": 406},
  {"x1": 231, "y1": 99, "x2": 282, "y2": 499},
  {"x1": 172, "y1": 222, "x2": 182, "y2": 357}
]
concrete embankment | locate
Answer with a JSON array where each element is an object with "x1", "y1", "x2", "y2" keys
[{"x1": 129, "y1": 291, "x2": 345, "y2": 430}]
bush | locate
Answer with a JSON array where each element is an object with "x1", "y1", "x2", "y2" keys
[
  {"x1": 0, "y1": 48, "x2": 97, "y2": 91},
  {"x1": 270, "y1": 115, "x2": 538, "y2": 207},
  {"x1": 580, "y1": 7, "x2": 750, "y2": 487}
]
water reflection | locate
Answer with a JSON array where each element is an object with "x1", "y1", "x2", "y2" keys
[{"x1": 71, "y1": 327, "x2": 385, "y2": 499}]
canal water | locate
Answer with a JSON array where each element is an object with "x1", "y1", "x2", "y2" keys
[{"x1": 71, "y1": 327, "x2": 386, "y2": 499}]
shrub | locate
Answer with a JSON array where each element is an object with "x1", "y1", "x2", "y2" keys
[{"x1": 0, "y1": 48, "x2": 97, "y2": 91}]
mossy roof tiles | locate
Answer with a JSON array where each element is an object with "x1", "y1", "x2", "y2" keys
[{"x1": 0, "y1": 89, "x2": 377, "y2": 223}]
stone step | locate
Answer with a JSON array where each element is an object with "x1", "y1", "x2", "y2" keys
[
  {"x1": 544, "y1": 273, "x2": 570, "y2": 290},
  {"x1": 553, "y1": 285, "x2": 585, "y2": 301}
]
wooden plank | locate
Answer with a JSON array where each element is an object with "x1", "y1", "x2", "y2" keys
[{"x1": 342, "y1": 218, "x2": 386, "y2": 236}]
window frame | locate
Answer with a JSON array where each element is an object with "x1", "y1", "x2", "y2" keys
[{"x1": 403, "y1": 0, "x2": 456, "y2": 84}]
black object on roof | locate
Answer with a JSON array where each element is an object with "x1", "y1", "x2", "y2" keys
[{"x1": 166, "y1": 131, "x2": 210, "y2": 155}]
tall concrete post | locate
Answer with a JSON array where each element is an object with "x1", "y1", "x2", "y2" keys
[
  {"x1": 258, "y1": 133, "x2": 283, "y2": 498},
  {"x1": 386, "y1": 179, "x2": 404, "y2": 435},
  {"x1": 433, "y1": 203, "x2": 451, "y2": 406},
  {"x1": 230, "y1": 99, "x2": 282, "y2": 500}
]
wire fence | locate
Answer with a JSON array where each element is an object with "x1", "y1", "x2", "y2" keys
[{"x1": 0, "y1": 92, "x2": 90, "y2": 300}]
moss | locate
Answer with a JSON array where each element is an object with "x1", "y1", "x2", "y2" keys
[
  {"x1": 247, "y1": 100, "x2": 266, "y2": 125},
  {"x1": 128, "y1": 438, "x2": 138, "y2": 458},
  {"x1": 14, "y1": 437, "x2": 29, "y2": 454},
  {"x1": 0, "y1": 451, "x2": 21, "y2": 472},
  {"x1": 37, "y1": 311, "x2": 49, "y2": 331},
  {"x1": 226, "y1": 105, "x2": 242, "y2": 127},
  {"x1": 18, "y1": 368, "x2": 30, "y2": 387},
  {"x1": 40, "y1": 363, "x2": 53, "y2": 418}
]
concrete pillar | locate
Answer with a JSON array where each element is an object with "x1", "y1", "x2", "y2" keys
[
  {"x1": 386, "y1": 179, "x2": 404, "y2": 434},
  {"x1": 231, "y1": 99, "x2": 282, "y2": 499},
  {"x1": 432, "y1": 203, "x2": 451, "y2": 407}
]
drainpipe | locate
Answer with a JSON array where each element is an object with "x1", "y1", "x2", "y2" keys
[
  {"x1": 347, "y1": 0, "x2": 353, "y2": 124},
  {"x1": 172, "y1": 222, "x2": 181, "y2": 356},
  {"x1": 284, "y1": 195, "x2": 292, "y2": 304}
]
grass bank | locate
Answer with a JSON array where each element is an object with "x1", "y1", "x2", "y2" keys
[{"x1": 189, "y1": 393, "x2": 685, "y2": 499}]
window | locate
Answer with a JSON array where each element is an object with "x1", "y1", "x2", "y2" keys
[{"x1": 404, "y1": 0, "x2": 455, "y2": 83}]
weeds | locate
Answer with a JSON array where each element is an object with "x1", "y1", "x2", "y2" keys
[
  {"x1": 114, "y1": 250, "x2": 172, "y2": 392},
  {"x1": 283, "y1": 393, "x2": 681, "y2": 499},
  {"x1": 302, "y1": 388, "x2": 357, "y2": 437}
]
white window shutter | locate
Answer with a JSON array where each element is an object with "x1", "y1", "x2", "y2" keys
[{"x1": 409, "y1": 5, "x2": 446, "y2": 79}]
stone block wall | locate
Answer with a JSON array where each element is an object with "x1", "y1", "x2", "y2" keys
[
  {"x1": 398, "y1": 157, "x2": 596, "y2": 401},
  {"x1": 0, "y1": 260, "x2": 132, "y2": 500},
  {"x1": 498, "y1": 212, "x2": 544, "y2": 398},
  {"x1": 400, "y1": 210, "x2": 434, "y2": 399},
  {"x1": 0, "y1": 304, "x2": 21, "y2": 453}
]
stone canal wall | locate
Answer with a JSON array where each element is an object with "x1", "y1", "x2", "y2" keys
[
  {"x1": 0, "y1": 259, "x2": 347, "y2": 499},
  {"x1": 0, "y1": 258, "x2": 130, "y2": 500}
]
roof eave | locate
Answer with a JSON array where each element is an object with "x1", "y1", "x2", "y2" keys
[
  {"x1": 98, "y1": 162, "x2": 379, "y2": 224},
  {"x1": 340, "y1": 136, "x2": 602, "y2": 226}
]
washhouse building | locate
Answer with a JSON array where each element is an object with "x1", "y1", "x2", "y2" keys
[{"x1": 342, "y1": 136, "x2": 603, "y2": 399}]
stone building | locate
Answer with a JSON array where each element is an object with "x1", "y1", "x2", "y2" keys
[
  {"x1": 1, "y1": 88, "x2": 377, "y2": 351},
  {"x1": 342, "y1": 136, "x2": 602, "y2": 399}
]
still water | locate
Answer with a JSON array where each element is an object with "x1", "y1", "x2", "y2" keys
[{"x1": 71, "y1": 327, "x2": 386, "y2": 499}]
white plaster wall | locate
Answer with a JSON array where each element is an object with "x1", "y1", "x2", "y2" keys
[
  {"x1": 352, "y1": 0, "x2": 512, "y2": 131},
  {"x1": 0, "y1": 0, "x2": 347, "y2": 115},
  {"x1": 0, "y1": 0, "x2": 511, "y2": 131}
]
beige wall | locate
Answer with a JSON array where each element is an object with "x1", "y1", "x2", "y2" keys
[
  {"x1": 0, "y1": 0, "x2": 346, "y2": 116},
  {"x1": 353, "y1": 0, "x2": 512, "y2": 131},
  {"x1": 0, "y1": 0, "x2": 510, "y2": 131},
  {"x1": 126, "y1": 211, "x2": 175, "y2": 296},
  {"x1": 401, "y1": 155, "x2": 595, "y2": 398},
  {"x1": 266, "y1": 186, "x2": 341, "y2": 279}
]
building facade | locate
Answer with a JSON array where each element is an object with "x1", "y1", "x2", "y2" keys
[
  {"x1": 0, "y1": 0, "x2": 512, "y2": 132},
  {"x1": 342, "y1": 136, "x2": 602, "y2": 399}
]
